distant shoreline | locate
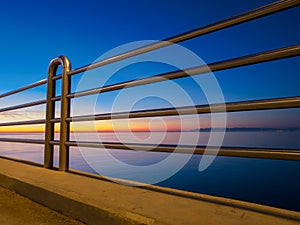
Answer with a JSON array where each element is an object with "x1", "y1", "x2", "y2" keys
[
  {"x1": 189, "y1": 127, "x2": 300, "y2": 132},
  {"x1": 0, "y1": 127, "x2": 300, "y2": 134}
]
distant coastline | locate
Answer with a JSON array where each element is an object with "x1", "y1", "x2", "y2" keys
[
  {"x1": 1, "y1": 127, "x2": 300, "y2": 134},
  {"x1": 190, "y1": 127, "x2": 300, "y2": 132}
]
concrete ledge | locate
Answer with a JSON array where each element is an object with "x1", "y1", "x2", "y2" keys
[{"x1": 0, "y1": 157, "x2": 299, "y2": 225}]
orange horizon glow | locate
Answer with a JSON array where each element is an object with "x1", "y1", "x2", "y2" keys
[{"x1": 0, "y1": 116, "x2": 208, "y2": 133}]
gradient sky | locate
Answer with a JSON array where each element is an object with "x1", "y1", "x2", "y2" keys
[{"x1": 0, "y1": 0, "x2": 299, "y2": 132}]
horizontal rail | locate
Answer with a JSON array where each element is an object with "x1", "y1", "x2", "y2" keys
[
  {"x1": 0, "y1": 79, "x2": 47, "y2": 99},
  {"x1": 51, "y1": 96, "x2": 62, "y2": 102},
  {"x1": 61, "y1": 141, "x2": 300, "y2": 161},
  {"x1": 0, "y1": 100, "x2": 46, "y2": 113},
  {"x1": 68, "y1": 44, "x2": 300, "y2": 99},
  {"x1": 64, "y1": 0, "x2": 299, "y2": 77},
  {"x1": 54, "y1": 96, "x2": 300, "y2": 123},
  {"x1": 161, "y1": 0, "x2": 300, "y2": 43},
  {"x1": 50, "y1": 118, "x2": 61, "y2": 123},
  {"x1": 49, "y1": 140, "x2": 60, "y2": 145},
  {"x1": 0, "y1": 138, "x2": 45, "y2": 144},
  {"x1": 0, "y1": 119, "x2": 45, "y2": 127}
]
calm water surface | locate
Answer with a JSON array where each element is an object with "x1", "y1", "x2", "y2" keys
[{"x1": 0, "y1": 131, "x2": 299, "y2": 211}]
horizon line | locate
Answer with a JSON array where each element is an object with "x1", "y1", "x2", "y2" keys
[{"x1": 0, "y1": 126, "x2": 299, "y2": 134}]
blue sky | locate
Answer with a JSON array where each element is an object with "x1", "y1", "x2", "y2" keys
[{"x1": 0, "y1": 0, "x2": 299, "y2": 129}]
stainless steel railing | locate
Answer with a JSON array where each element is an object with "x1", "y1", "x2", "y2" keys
[{"x1": 0, "y1": 0, "x2": 299, "y2": 172}]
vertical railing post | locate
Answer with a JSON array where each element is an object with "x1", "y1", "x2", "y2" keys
[
  {"x1": 44, "y1": 56, "x2": 71, "y2": 171},
  {"x1": 59, "y1": 56, "x2": 72, "y2": 171},
  {"x1": 44, "y1": 59, "x2": 57, "y2": 169}
]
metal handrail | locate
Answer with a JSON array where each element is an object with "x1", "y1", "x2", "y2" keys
[
  {"x1": 67, "y1": 44, "x2": 300, "y2": 99},
  {"x1": 48, "y1": 139, "x2": 300, "y2": 161},
  {"x1": 0, "y1": 0, "x2": 299, "y2": 172},
  {"x1": 48, "y1": 96, "x2": 300, "y2": 123},
  {"x1": 0, "y1": 79, "x2": 47, "y2": 99},
  {"x1": 51, "y1": 96, "x2": 61, "y2": 102},
  {"x1": 0, "y1": 119, "x2": 45, "y2": 127},
  {"x1": 0, "y1": 138, "x2": 45, "y2": 144},
  {"x1": 0, "y1": 100, "x2": 46, "y2": 113},
  {"x1": 52, "y1": 140, "x2": 300, "y2": 161}
]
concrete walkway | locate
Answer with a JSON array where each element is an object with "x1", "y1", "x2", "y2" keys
[{"x1": 0, "y1": 186, "x2": 84, "y2": 225}]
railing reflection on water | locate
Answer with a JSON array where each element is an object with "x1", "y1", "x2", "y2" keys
[{"x1": 0, "y1": 0, "x2": 300, "y2": 173}]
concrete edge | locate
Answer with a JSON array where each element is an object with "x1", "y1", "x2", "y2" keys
[{"x1": 0, "y1": 172, "x2": 161, "y2": 225}]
